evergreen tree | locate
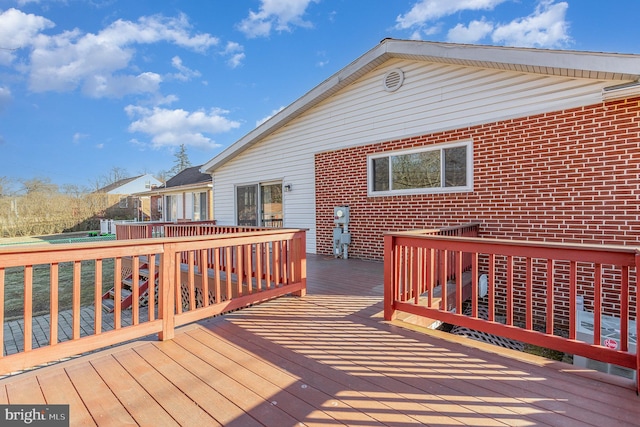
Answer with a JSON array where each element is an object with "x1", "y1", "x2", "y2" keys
[{"x1": 169, "y1": 144, "x2": 192, "y2": 177}]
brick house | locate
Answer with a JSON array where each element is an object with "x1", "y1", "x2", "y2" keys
[{"x1": 201, "y1": 39, "x2": 640, "y2": 260}]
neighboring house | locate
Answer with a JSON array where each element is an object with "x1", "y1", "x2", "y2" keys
[
  {"x1": 95, "y1": 174, "x2": 163, "y2": 221},
  {"x1": 140, "y1": 166, "x2": 212, "y2": 222},
  {"x1": 201, "y1": 38, "x2": 640, "y2": 260}
]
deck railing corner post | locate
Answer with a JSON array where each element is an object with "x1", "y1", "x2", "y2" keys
[
  {"x1": 383, "y1": 234, "x2": 396, "y2": 321},
  {"x1": 158, "y1": 242, "x2": 176, "y2": 341}
]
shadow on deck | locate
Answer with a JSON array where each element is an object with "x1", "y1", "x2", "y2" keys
[{"x1": 0, "y1": 254, "x2": 638, "y2": 426}]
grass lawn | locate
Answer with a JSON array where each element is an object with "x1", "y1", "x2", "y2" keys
[{"x1": 4, "y1": 259, "x2": 117, "y2": 320}]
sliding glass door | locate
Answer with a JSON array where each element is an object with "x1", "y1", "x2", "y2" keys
[
  {"x1": 236, "y1": 182, "x2": 283, "y2": 227},
  {"x1": 260, "y1": 182, "x2": 283, "y2": 227}
]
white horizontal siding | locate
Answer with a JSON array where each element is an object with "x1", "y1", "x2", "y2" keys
[{"x1": 213, "y1": 58, "x2": 622, "y2": 253}]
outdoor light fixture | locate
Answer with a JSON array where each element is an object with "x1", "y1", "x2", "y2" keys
[{"x1": 284, "y1": 184, "x2": 292, "y2": 192}]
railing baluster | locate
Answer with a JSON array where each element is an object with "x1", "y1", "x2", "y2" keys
[
  {"x1": 621, "y1": 265, "x2": 629, "y2": 352},
  {"x1": 594, "y1": 264, "x2": 602, "y2": 345},
  {"x1": 426, "y1": 248, "x2": 434, "y2": 308},
  {"x1": 440, "y1": 249, "x2": 448, "y2": 311},
  {"x1": 148, "y1": 254, "x2": 156, "y2": 321},
  {"x1": 488, "y1": 254, "x2": 495, "y2": 323},
  {"x1": 114, "y1": 257, "x2": 122, "y2": 329},
  {"x1": 471, "y1": 252, "x2": 478, "y2": 318},
  {"x1": 526, "y1": 257, "x2": 532, "y2": 331},
  {"x1": 225, "y1": 246, "x2": 233, "y2": 300},
  {"x1": 265, "y1": 243, "x2": 272, "y2": 290},
  {"x1": 24, "y1": 265, "x2": 33, "y2": 352},
  {"x1": 200, "y1": 249, "x2": 209, "y2": 308},
  {"x1": 92, "y1": 260, "x2": 100, "y2": 335},
  {"x1": 236, "y1": 245, "x2": 244, "y2": 296},
  {"x1": 188, "y1": 251, "x2": 196, "y2": 310},
  {"x1": 73, "y1": 261, "x2": 81, "y2": 340},
  {"x1": 506, "y1": 255, "x2": 513, "y2": 326},
  {"x1": 256, "y1": 243, "x2": 263, "y2": 292},
  {"x1": 546, "y1": 259, "x2": 554, "y2": 334},
  {"x1": 569, "y1": 260, "x2": 577, "y2": 340},
  {"x1": 213, "y1": 247, "x2": 221, "y2": 303},
  {"x1": 132, "y1": 256, "x2": 140, "y2": 325}
]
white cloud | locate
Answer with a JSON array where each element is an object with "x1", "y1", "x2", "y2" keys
[
  {"x1": 396, "y1": 0, "x2": 507, "y2": 29},
  {"x1": 169, "y1": 56, "x2": 201, "y2": 81},
  {"x1": 0, "y1": 86, "x2": 12, "y2": 111},
  {"x1": 447, "y1": 19, "x2": 494, "y2": 43},
  {"x1": 223, "y1": 42, "x2": 245, "y2": 68},
  {"x1": 72, "y1": 132, "x2": 89, "y2": 144},
  {"x1": 238, "y1": 0, "x2": 320, "y2": 38},
  {"x1": 19, "y1": 12, "x2": 218, "y2": 97},
  {"x1": 397, "y1": 0, "x2": 570, "y2": 49},
  {"x1": 256, "y1": 106, "x2": 285, "y2": 127},
  {"x1": 492, "y1": 1, "x2": 570, "y2": 48},
  {"x1": 125, "y1": 105, "x2": 241, "y2": 149},
  {"x1": 0, "y1": 8, "x2": 54, "y2": 65}
]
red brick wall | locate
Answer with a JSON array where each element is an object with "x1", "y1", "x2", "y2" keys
[
  {"x1": 316, "y1": 97, "x2": 640, "y2": 326},
  {"x1": 315, "y1": 97, "x2": 640, "y2": 260}
]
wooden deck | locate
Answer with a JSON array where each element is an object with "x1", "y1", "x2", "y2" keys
[{"x1": 0, "y1": 254, "x2": 638, "y2": 426}]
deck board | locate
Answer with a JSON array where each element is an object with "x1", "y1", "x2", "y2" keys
[
  {"x1": 65, "y1": 361, "x2": 137, "y2": 426},
  {"x1": 37, "y1": 369, "x2": 95, "y2": 426},
  {"x1": 112, "y1": 349, "x2": 217, "y2": 426},
  {"x1": 90, "y1": 354, "x2": 178, "y2": 426},
  {"x1": 0, "y1": 254, "x2": 638, "y2": 426}
]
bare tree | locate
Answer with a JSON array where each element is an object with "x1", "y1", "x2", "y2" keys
[
  {"x1": 21, "y1": 177, "x2": 58, "y2": 195},
  {"x1": 102, "y1": 167, "x2": 129, "y2": 185}
]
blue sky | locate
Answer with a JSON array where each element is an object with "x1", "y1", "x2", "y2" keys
[{"x1": 1, "y1": 0, "x2": 638, "y2": 190}]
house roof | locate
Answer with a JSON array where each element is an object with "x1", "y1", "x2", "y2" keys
[
  {"x1": 95, "y1": 175, "x2": 141, "y2": 194},
  {"x1": 165, "y1": 165, "x2": 211, "y2": 188},
  {"x1": 135, "y1": 166, "x2": 211, "y2": 196},
  {"x1": 201, "y1": 38, "x2": 640, "y2": 174}
]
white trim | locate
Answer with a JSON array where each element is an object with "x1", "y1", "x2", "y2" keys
[
  {"x1": 602, "y1": 82, "x2": 640, "y2": 101},
  {"x1": 367, "y1": 139, "x2": 474, "y2": 197}
]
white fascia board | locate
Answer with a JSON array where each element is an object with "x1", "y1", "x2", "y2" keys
[{"x1": 387, "y1": 39, "x2": 640, "y2": 76}]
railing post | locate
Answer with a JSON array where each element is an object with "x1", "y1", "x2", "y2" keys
[
  {"x1": 158, "y1": 242, "x2": 176, "y2": 341},
  {"x1": 292, "y1": 231, "x2": 307, "y2": 297},
  {"x1": 384, "y1": 234, "x2": 396, "y2": 321}
]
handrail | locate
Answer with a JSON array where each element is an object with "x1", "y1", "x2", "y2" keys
[
  {"x1": 0, "y1": 228, "x2": 306, "y2": 374},
  {"x1": 384, "y1": 232, "x2": 640, "y2": 391}
]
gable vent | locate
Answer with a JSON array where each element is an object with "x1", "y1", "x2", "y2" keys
[{"x1": 383, "y1": 69, "x2": 404, "y2": 92}]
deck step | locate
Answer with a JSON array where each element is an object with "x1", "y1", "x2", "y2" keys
[{"x1": 102, "y1": 298, "x2": 114, "y2": 312}]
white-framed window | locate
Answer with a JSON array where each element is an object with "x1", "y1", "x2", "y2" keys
[
  {"x1": 368, "y1": 140, "x2": 473, "y2": 196},
  {"x1": 118, "y1": 197, "x2": 128, "y2": 208},
  {"x1": 157, "y1": 197, "x2": 163, "y2": 212}
]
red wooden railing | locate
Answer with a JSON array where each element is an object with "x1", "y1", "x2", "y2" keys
[
  {"x1": 394, "y1": 223, "x2": 480, "y2": 290},
  {"x1": 0, "y1": 228, "x2": 306, "y2": 374},
  {"x1": 384, "y1": 232, "x2": 640, "y2": 391},
  {"x1": 114, "y1": 220, "x2": 219, "y2": 240}
]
